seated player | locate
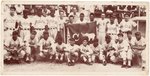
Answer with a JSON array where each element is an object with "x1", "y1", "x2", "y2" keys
[
  {"x1": 116, "y1": 33, "x2": 132, "y2": 68},
  {"x1": 90, "y1": 38, "x2": 106, "y2": 66},
  {"x1": 102, "y1": 35, "x2": 117, "y2": 64},
  {"x1": 24, "y1": 30, "x2": 38, "y2": 62},
  {"x1": 38, "y1": 31, "x2": 55, "y2": 61},
  {"x1": 4, "y1": 31, "x2": 25, "y2": 64},
  {"x1": 64, "y1": 38, "x2": 80, "y2": 66},
  {"x1": 131, "y1": 32, "x2": 146, "y2": 71},
  {"x1": 80, "y1": 36, "x2": 93, "y2": 65},
  {"x1": 55, "y1": 37, "x2": 66, "y2": 63}
]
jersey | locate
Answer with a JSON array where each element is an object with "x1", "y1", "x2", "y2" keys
[
  {"x1": 90, "y1": 44, "x2": 103, "y2": 54},
  {"x1": 20, "y1": 17, "x2": 32, "y2": 29},
  {"x1": 106, "y1": 23, "x2": 118, "y2": 34},
  {"x1": 135, "y1": 37, "x2": 146, "y2": 46},
  {"x1": 47, "y1": 16, "x2": 59, "y2": 31},
  {"x1": 64, "y1": 44, "x2": 80, "y2": 52},
  {"x1": 102, "y1": 40, "x2": 117, "y2": 51},
  {"x1": 34, "y1": 16, "x2": 47, "y2": 29},
  {"x1": 116, "y1": 40, "x2": 129, "y2": 52},
  {"x1": 119, "y1": 19, "x2": 137, "y2": 32},
  {"x1": 80, "y1": 44, "x2": 93, "y2": 55},
  {"x1": 97, "y1": 18, "x2": 110, "y2": 32}
]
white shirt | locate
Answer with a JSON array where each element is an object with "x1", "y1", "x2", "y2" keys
[
  {"x1": 97, "y1": 18, "x2": 110, "y2": 32},
  {"x1": 34, "y1": 16, "x2": 48, "y2": 29},
  {"x1": 119, "y1": 19, "x2": 137, "y2": 32},
  {"x1": 64, "y1": 44, "x2": 80, "y2": 52},
  {"x1": 102, "y1": 40, "x2": 117, "y2": 51},
  {"x1": 80, "y1": 44, "x2": 93, "y2": 55},
  {"x1": 20, "y1": 17, "x2": 32, "y2": 29},
  {"x1": 5, "y1": 37, "x2": 23, "y2": 48},
  {"x1": 106, "y1": 23, "x2": 118, "y2": 34},
  {"x1": 135, "y1": 37, "x2": 146, "y2": 46},
  {"x1": 90, "y1": 44, "x2": 103, "y2": 54},
  {"x1": 75, "y1": 19, "x2": 88, "y2": 24},
  {"x1": 116, "y1": 40, "x2": 129, "y2": 52},
  {"x1": 47, "y1": 16, "x2": 59, "y2": 31}
]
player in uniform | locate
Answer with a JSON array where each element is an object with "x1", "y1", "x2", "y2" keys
[
  {"x1": 116, "y1": 33, "x2": 132, "y2": 68},
  {"x1": 38, "y1": 31, "x2": 55, "y2": 61},
  {"x1": 4, "y1": 31, "x2": 25, "y2": 63},
  {"x1": 75, "y1": 13, "x2": 88, "y2": 23},
  {"x1": 54, "y1": 36, "x2": 66, "y2": 63},
  {"x1": 102, "y1": 35, "x2": 117, "y2": 63},
  {"x1": 90, "y1": 38, "x2": 106, "y2": 66},
  {"x1": 20, "y1": 10, "x2": 32, "y2": 40},
  {"x1": 80, "y1": 36, "x2": 93, "y2": 65},
  {"x1": 24, "y1": 30, "x2": 38, "y2": 62},
  {"x1": 119, "y1": 14, "x2": 137, "y2": 39},
  {"x1": 4, "y1": 7, "x2": 19, "y2": 39},
  {"x1": 106, "y1": 16, "x2": 119, "y2": 41},
  {"x1": 64, "y1": 38, "x2": 80, "y2": 66},
  {"x1": 97, "y1": 13, "x2": 110, "y2": 44},
  {"x1": 34, "y1": 9, "x2": 47, "y2": 40},
  {"x1": 131, "y1": 32, "x2": 146, "y2": 71}
]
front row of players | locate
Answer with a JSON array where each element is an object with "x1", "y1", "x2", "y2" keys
[{"x1": 4, "y1": 30, "x2": 146, "y2": 70}]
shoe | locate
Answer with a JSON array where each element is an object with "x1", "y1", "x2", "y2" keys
[
  {"x1": 127, "y1": 65, "x2": 131, "y2": 68},
  {"x1": 142, "y1": 67, "x2": 145, "y2": 71},
  {"x1": 121, "y1": 65, "x2": 126, "y2": 68},
  {"x1": 67, "y1": 62, "x2": 71, "y2": 66},
  {"x1": 103, "y1": 61, "x2": 107, "y2": 66},
  {"x1": 87, "y1": 62, "x2": 93, "y2": 65}
]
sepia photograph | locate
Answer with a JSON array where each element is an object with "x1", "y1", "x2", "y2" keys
[{"x1": 1, "y1": 1, "x2": 149, "y2": 75}]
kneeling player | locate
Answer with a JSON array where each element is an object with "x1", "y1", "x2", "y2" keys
[
  {"x1": 80, "y1": 36, "x2": 93, "y2": 65},
  {"x1": 4, "y1": 31, "x2": 25, "y2": 64},
  {"x1": 38, "y1": 31, "x2": 55, "y2": 61},
  {"x1": 55, "y1": 37, "x2": 66, "y2": 63},
  {"x1": 64, "y1": 38, "x2": 80, "y2": 66},
  {"x1": 90, "y1": 38, "x2": 106, "y2": 66}
]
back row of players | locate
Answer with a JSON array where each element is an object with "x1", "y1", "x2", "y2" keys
[{"x1": 4, "y1": 7, "x2": 146, "y2": 70}]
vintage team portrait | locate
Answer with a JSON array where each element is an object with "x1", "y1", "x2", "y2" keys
[{"x1": 1, "y1": 1, "x2": 149, "y2": 75}]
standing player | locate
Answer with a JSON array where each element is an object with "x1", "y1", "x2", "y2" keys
[
  {"x1": 131, "y1": 32, "x2": 146, "y2": 71},
  {"x1": 90, "y1": 38, "x2": 106, "y2": 66},
  {"x1": 119, "y1": 14, "x2": 137, "y2": 39},
  {"x1": 20, "y1": 10, "x2": 32, "y2": 40},
  {"x1": 106, "y1": 16, "x2": 118, "y2": 41},
  {"x1": 76, "y1": 13, "x2": 88, "y2": 23},
  {"x1": 97, "y1": 13, "x2": 110, "y2": 44},
  {"x1": 4, "y1": 7, "x2": 19, "y2": 38},
  {"x1": 38, "y1": 31, "x2": 55, "y2": 61},
  {"x1": 64, "y1": 38, "x2": 80, "y2": 66},
  {"x1": 116, "y1": 33, "x2": 132, "y2": 68},
  {"x1": 80, "y1": 36, "x2": 93, "y2": 65}
]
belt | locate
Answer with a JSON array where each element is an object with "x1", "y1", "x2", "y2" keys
[
  {"x1": 35, "y1": 28, "x2": 44, "y2": 30},
  {"x1": 8, "y1": 28, "x2": 15, "y2": 30},
  {"x1": 108, "y1": 33, "x2": 117, "y2": 35},
  {"x1": 22, "y1": 28, "x2": 30, "y2": 30},
  {"x1": 49, "y1": 27, "x2": 57, "y2": 29}
]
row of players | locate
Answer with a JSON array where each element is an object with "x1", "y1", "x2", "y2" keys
[
  {"x1": 4, "y1": 7, "x2": 137, "y2": 43},
  {"x1": 4, "y1": 30, "x2": 146, "y2": 71}
]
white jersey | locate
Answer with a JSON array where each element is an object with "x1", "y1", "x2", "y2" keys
[
  {"x1": 24, "y1": 36, "x2": 38, "y2": 47},
  {"x1": 4, "y1": 15, "x2": 18, "y2": 29},
  {"x1": 47, "y1": 16, "x2": 59, "y2": 31},
  {"x1": 135, "y1": 37, "x2": 146, "y2": 46},
  {"x1": 119, "y1": 19, "x2": 137, "y2": 32},
  {"x1": 64, "y1": 44, "x2": 80, "y2": 52},
  {"x1": 75, "y1": 19, "x2": 88, "y2": 24},
  {"x1": 116, "y1": 40, "x2": 129, "y2": 51},
  {"x1": 125, "y1": 37, "x2": 136, "y2": 46},
  {"x1": 106, "y1": 23, "x2": 118, "y2": 34},
  {"x1": 80, "y1": 44, "x2": 93, "y2": 54},
  {"x1": 97, "y1": 18, "x2": 110, "y2": 32},
  {"x1": 90, "y1": 44, "x2": 103, "y2": 54},
  {"x1": 58, "y1": 17, "x2": 67, "y2": 31},
  {"x1": 34, "y1": 16, "x2": 47, "y2": 29},
  {"x1": 102, "y1": 40, "x2": 117, "y2": 50},
  {"x1": 20, "y1": 17, "x2": 32, "y2": 29}
]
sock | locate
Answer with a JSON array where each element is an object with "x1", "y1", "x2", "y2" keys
[
  {"x1": 123, "y1": 60, "x2": 126, "y2": 65},
  {"x1": 128, "y1": 60, "x2": 131, "y2": 66}
]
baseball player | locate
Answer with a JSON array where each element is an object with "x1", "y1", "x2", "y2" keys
[
  {"x1": 34, "y1": 9, "x2": 47, "y2": 40},
  {"x1": 4, "y1": 31, "x2": 25, "y2": 63},
  {"x1": 20, "y1": 10, "x2": 32, "y2": 40},
  {"x1": 116, "y1": 33, "x2": 132, "y2": 68},
  {"x1": 88, "y1": 13, "x2": 96, "y2": 23},
  {"x1": 106, "y1": 16, "x2": 119, "y2": 41},
  {"x1": 119, "y1": 14, "x2": 137, "y2": 39},
  {"x1": 102, "y1": 35, "x2": 117, "y2": 63},
  {"x1": 4, "y1": 7, "x2": 19, "y2": 38},
  {"x1": 80, "y1": 36, "x2": 93, "y2": 65},
  {"x1": 38, "y1": 31, "x2": 55, "y2": 61},
  {"x1": 47, "y1": 12, "x2": 59, "y2": 40},
  {"x1": 131, "y1": 32, "x2": 146, "y2": 71},
  {"x1": 97, "y1": 13, "x2": 110, "y2": 44},
  {"x1": 64, "y1": 38, "x2": 80, "y2": 66},
  {"x1": 54, "y1": 36, "x2": 66, "y2": 63},
  {"x1": 90, "y1": 38, "x2": 106, "y2": 66},
  {"x1": 24, "y1": 30, "x2": 38, "y2": 62}
]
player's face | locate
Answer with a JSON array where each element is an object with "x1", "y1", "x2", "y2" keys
[
  {"x1": 127, "y1": 33, "x2": 132, "y2": 39},
  {"x1": 101, "y1": 14, "x2": 105, "y2": 19},
  {"x1": 59, "y1": 11, "x2": 64, "y2": 18},
  {"x1": 30, "y1": 34, "x2": 35, "y2": 40},
  {"x1": 69, "y1": 17, "x2": 74, "y2": 23},
  {"x1": 10, "y1": 9, "x2": 15, "y2": 16},
  {"x1": 43, "y1": 12, "x2": 47, "y2": 17},
  {"x1": 110, "y1": 17, "x2": 114, "y2": 23},
  {"x1": 118, "y1": 36, "x2": 123, "y2": 42},
  {"x1": 124, "y1": 15, "x2": 129, "y2": 21},
  {"x1": 90, "y1": 15, "x2": 94, "y2": 21},
  {"x1": 73, "y1": 8, "x2": 77, "y2": 13},
  {"x1": 105, "y1": 38, "x2": 111, "y2": 43},
  {"x1": 135, "y1": 34, "x2": 141, "y2": 41},
  {"x1": 23, "y1": 13, "x2": 28, "y2": 18},
  {"x1": 43, "y1": 34, "x2": 49, "y2": 40},
  {"x1": 70, "y1": 40, "x2": 75, "y2": 46},
  {"x1": 80, "y1": 14, "x2": 84, "y2": 20},
  {"x1": 12, "y1": 34, "x2": 18, "y2": 41},
  {"x1": 93, "y1": 42, "x2": 98, "y2": 47},
  {"x1": 83, "y1": 40, "x2": 88, "y2": 46}
]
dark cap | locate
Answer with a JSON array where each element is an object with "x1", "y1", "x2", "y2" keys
[
  {"x1": 82, "y1": 36, "x2": 89, "y2": 42},
  {"x1": 43, "y1": 31, "x2": 49, "y2": 35},
  {"x1": 31, "y1": 30, "x2": 37, "y2": 35},
  {"x1": 118, "y1": 33, "x2": 123, "y2": 37},
  {"x1": 105, "y1": 34, "x2": 111, "y2": 39},
  {"x1": 10, "y1": 7, "x2": 16, "y2": 11}
]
